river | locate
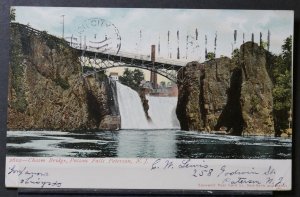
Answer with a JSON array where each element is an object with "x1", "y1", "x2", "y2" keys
[{"x1": 7, "y1": 130, "x2": 291, "y2": 159}]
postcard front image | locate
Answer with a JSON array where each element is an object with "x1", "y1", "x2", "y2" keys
[{"x1": 6, "y1": 7, "x2": 293, "y2": 190}]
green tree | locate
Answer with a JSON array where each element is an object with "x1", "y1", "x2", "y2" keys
[
  {"x1": 119, "y1": 68, "x2": 133, "y2": 88},
  {"x1": 231, "y1": 48, "x2": 240, "y2": 64},
  {"x1": 206, "y1": 52, "x2": 216, "y2": 61},
  {"x1": 271, "y1": 36, "x2": 292, "y2": 135},
  {"x1": 281, "y1": 36, "x2": 292, "y2": 71},
  {"x1": 119, "y1": 68, "x2": 144, "y2": 91},
  {"x1": 133, "y1": 69, "x2": 144, "y2": 87},
  {"x1": 10, "y1": 8, "x2": 16, "y2": 21}
]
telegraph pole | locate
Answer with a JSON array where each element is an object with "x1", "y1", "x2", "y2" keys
[{"x1": 61, "y1": 14, "x2": 65, "y2": 39}]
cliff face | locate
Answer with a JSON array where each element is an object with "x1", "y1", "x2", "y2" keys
[
  {"x1": 8, "y1": 24, "x2": 120, "y2": 131},
  {"x1": 176, "y1": 42, "x2": 274, "y2": 135},
  {"x1": 239, "y1": 43, "x2": 274, "y2": 135},
  {"x1": 176, "y1": 62, "x2": 203, "y2": 131}
]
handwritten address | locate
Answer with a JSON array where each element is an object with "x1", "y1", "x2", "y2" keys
[
  {"x1": 6, "y1": 157, "x2": 291, "y2": 190},
  {"x1": 150, "y1": 159, "x2": 289, "y2": 189},
  {"x1": 7, "y1": 165, "x2": 62, "y2": 188}
]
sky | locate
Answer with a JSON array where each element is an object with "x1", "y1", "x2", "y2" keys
[{"x1": 13, "y1": 7, "x2": 294, "y2": 82}]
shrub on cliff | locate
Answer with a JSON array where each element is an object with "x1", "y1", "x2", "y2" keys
[
  {"x1": 10, "y1": 8, "x2": 16, "y2": 21},
  {"x1": 10, "y1": 26, "x2": 28, "y2": 112}
]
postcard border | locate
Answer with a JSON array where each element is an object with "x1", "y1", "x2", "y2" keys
[{"x1": 0, "y1": 0, "x2": 299, "y2": 196}]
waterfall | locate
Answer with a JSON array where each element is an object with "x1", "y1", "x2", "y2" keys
[
  {"x1": 116, "y1": 82, "x2": 180, "y2": 129},
  {"x1": 147, "y1": 96, "x2": 180, "y2": 129},
  {"x1": 116, "y1": 82, "x2": 151, "y2": 129}
]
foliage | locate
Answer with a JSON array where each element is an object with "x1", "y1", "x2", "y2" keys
[
  {"x1": 271, "y1": 36, "x2": 292, "y2": 133},
  {"x1": 250, "y1": 96, "x2": 259, "y2": 114},
  {"x1": 281, "y1": 36, "x2": 292, "y2": 71},
  {"x1": 54, "y1": 76, "x2": 70, "y2": 90},
  {"x1": 119, "y1": 68, "x2": 144, "y2": 91},
  {"x1": 10, "y1": 27, "x2": 28, "y2": 112},
  {"x1": 96, "y1": 70, "x2": 107, "y2": 81},
  {"x1": 40, "y1": 30, "x2": 57, "y2": 50},
  {"x1": 231, "y1": 48, "x2": 240, "y2": 64},
  {"x1": 10, "y1": 8, "x2": 16, "y2": 21},
  {"x1": 206, "y1": 52, "x2": 216, "y2": 61}
]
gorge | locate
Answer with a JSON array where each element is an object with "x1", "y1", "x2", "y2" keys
[
  {"x1": 8, "y1": 23, "x2": 285, "y2": 137},
  {"x1": 6, "y1": 23, "x2": 292, "y2": 159}
]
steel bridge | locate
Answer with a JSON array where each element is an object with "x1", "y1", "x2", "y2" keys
[
  {"x1": 77, "y1": 48, "x2": 187, "y2": 82},
  {"x1": 11, "y1": 23, "x2": 188, "y2": 83}
]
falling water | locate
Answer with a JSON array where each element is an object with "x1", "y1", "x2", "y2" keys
[
  {"x1": 116, "y1": 82, "x2": 179, "y2": 129},
  {"x1": 116, "y1": 82, "x2": 151, "y2": 129},
  {"x1": 147, "y1": 96, "x2": 180, "y2": 129}
]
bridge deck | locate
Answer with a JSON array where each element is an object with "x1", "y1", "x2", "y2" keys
[
  {"x1": 11, "y1": 23, "x2": 186, "y2": 70},
  {"x1": 78, "y1": 49, "x2": 185, "y2": 71}
]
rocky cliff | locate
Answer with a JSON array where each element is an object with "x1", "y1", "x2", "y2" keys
[
  {"x1": 8, "y1": 23, "x2": 120, "y2": 131},
  {"x1": 176, "y1": 42, "x2": 274, "y2": 136}
]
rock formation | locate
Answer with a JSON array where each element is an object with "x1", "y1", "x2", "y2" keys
[
  {"x1": 176, "y1": 42, "x2": 274, "y2": 136},
  {"x1": 7, "y1": 24, "x2": 120, "y2": 131},
  {"x1": 139, "y1": 88, "x2": 151, "y2": 120}
]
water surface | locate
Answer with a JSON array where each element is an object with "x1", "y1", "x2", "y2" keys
[{"x1": 7, "y1": 130, "x2": 291, "y2": 159}]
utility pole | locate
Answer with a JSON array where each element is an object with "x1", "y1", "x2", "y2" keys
[
  {"x1": 80, "y1": 35, "x2": 82, "y2": 49},
  {"x1": 214, "y1": 31, "x2": 217, "y2": 58},
  {"x1": 205, "y1": 35, "x2": 207, "y2": 60},
  {"x1": 267, "y1": 30, "x2": 271, "y2": 51},
  {"x1": 61, "y1": 14, "x2": 65, "y2": 39},
  {"x1": 177, "y1": 30, "x2": 180, "y2": 59}
]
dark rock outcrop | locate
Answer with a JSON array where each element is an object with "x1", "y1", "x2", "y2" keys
[
  {"x1": 176, "y1": 62, "x2": 203, "y2": 131},
  {"x1": 139, "y1": 88, "x2": 151, "y2": 120},
  {"x1": 176, "y1": 42, "x2": 274, "y2": 135},
  {"x1": 8, "y1": 24, "x2": 120, "y2": 131}
]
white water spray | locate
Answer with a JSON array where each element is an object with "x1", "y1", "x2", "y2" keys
[
  {"x1": 146, "y1": 96, "x2": 180, "y2": 129},
  {"x1": 116, "y1": 82, "x2": 179, "y2": 129},
  {"x1": 116, "y1": 82, "x2": 151, "y2": 129}
]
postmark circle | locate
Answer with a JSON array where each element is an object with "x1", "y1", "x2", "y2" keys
[{"x1": 74, "y1": 18, "x2": 121, "y2": 55}]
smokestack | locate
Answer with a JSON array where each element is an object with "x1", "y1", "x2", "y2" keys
[{"x1": 150, "y1": 45, "x2": 157, "y2": 89}]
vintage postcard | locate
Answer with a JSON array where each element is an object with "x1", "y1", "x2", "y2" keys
[{"x1": 6, "y1": 7, "x2": 293, "y2": 190}]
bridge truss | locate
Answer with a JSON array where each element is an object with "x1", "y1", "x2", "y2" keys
[{"x1": 77, "y1": 48, "x2": 187, "y2": 83}]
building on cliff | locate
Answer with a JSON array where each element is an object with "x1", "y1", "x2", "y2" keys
[{"x1": 109, "y1": 72, "x2": 119, "y2": 81}]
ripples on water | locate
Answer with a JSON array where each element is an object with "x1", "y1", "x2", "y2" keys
[{"x1": 6, "y1": 130, "x2": 292, "y2": 159}]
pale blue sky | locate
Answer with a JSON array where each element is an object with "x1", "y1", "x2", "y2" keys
[
  {"x1": 14, "y1": 7, "x2": 293, "y2": 58},
  {"x1": 13, "y1": 7, "x2": 294, "y2": 81}
]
